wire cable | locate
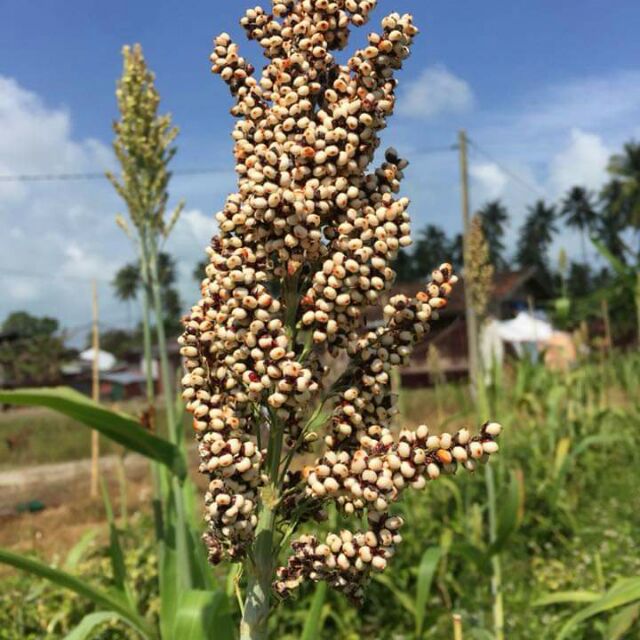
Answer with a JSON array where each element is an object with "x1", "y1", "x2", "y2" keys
[
  {"x1": 467, "y1": 137, "x2": 546, "y2": 199},
  {"x1": 0, "y1": 146, "x2": 454, "y2": 182},
  {"x1": 0, "y1": 167, "x2": 231, "y2": 182}
]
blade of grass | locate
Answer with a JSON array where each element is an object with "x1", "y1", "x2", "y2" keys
[
  {"x1": 0, "y1": 547, "x2": 155, "y2": 639},
  {"x1": 415, "y1": 546, "x2": 442, "y2": 638},
  {"x1": 173, "y1": 590, "x2": 234, "y2": 640},
  {"x1": 63, "y1": 611, "x2": 145, "y2": 640},
  {"x1": 301, "y1": 581, "x2": 328, "y2": 640},
  {"x1": 0, "y1": 387, "x2": 186, "y2": 479}
]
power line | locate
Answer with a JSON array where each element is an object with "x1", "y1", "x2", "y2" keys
[
  {"x1": 0, "y1": 167, "x2": 231, "y2": 182},
  {"x1": 413, "y1": 144, "x2": 459, "y2": 154},
  {"x1": 0, "y1": 268, "x2": 112, "y2": 283},
  {"x1": 466, "y1": 137, "x2": 546, "y2": 199},
  {"x1": 0, "y1": 146, "x2": 453, "y2": 183}
]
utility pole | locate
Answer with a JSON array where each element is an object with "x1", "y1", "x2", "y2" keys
[
  {"x1": 458, "y1": 130, "x2": 480, "y2": 394},
  {"x1": 90, "y1": 280, "x2": 100, "y2": 499}
]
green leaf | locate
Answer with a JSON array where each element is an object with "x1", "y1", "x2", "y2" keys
[
  {"x1": 373, "y1": 573, "x2": 416, "y2": 616},
  {"x1": 158, "y1": 538, "x2": 178, "y2": 640},
  {"x1": 0, "y1": 387, "x2": 185, "y2": 479},
  {"x1": 552, "y1": 434, "x2": 624, "y2": 504},
  {"x1": 0, "y1": 547, "x2": 155, "y2": 639},
  {"x1": 100, "y1": 477, "x2": 135, "y2": 608},
  {"x1": 414, "y1": 546, "x2": 442, "y2": 638},
  {"x1": 552, "y1": 438, "x2": 571, "y2": 479},
  {"x1": 301, "y1": 581, "x2": 328, "y2": 640},
  {"x1": 534, "y1": 590, "x2": 601, "y2": 606},
  {"x1": 468, "y1": 629, "x2": 495, "y2": 640},
  {"x1": 450, "y1": 541, "x2": 491, "y2": 574},
  {"x1": 64, "y1": 611, "x2": 143, "y2": 640},
  {"x1": 556, "y1": 578, "x2": 640, "y2": 640},
  {"x1": 63, "y1": 529, "x2": 98, "y2": 572},
  {"x1": 591, "y1": 238, "x2": 633, "y2": 282},
  {"x1": 173, "y1": 590, "x2": 234, "y2": 640},
  {"x1": 606, "y1": 603, "x2": 640, "y2": 640},
  {"x1": 490, "y1": 468, "x2": 524, "y2": 555}
]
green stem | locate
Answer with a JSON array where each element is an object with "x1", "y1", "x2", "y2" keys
[
  {"x1": 145, "y1": 233, "x2": 193, "y2": 590},
  {"x1": 475, "y1": 336, "x2": 503, "y2": 640},
  {"x1": 139, "y1": 233, "x2": 156, "y2": 405},
  {"x1": 240, "y1": 273, "x2": 302, "y2": 638},
  {"x1": 485, "y1": 463, "x2": 504, "y2": 640},
  {"x1": 240, "y1": 419, "x2": 283, "y2": 640},
  {"x1": 139, "y1": 231, "x2": 164, "y2": 543},
  {"x1": 635, "y1": 271, "x2": 640, "y2": 347}
]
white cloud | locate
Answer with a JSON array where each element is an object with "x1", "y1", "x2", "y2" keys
[
  {"x1": 397, "y1": 65, "x2": 475, "y2": 120},
  {"x1": 5, "y1": 279, "x2": 39, "y2": 302},
  {"x1": 524, "y1": 70, "x2": 640, "y2": 136},
  {"x1": 548, "y1": 128, "x2": 611, "y2": 197},
  {"x1": 0, "y1": 76, "x2": 150, "y2": 335},
  {"x1": 395, "y1": 67, "x2": 640, "y2": 265},
  {"x1": 470, "y1": 162, "x2": 508, "y2": 201},
  {"x1": 0, "y1": 76, "x2": 237, "y2": 337},
  {"x1": 181, "y1": 208, "x2": 216, "y2": 243}
]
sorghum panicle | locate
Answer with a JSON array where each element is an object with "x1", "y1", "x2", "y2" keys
[{"x1": 180, "y1": 0, "x2": 501, "y2": 601}]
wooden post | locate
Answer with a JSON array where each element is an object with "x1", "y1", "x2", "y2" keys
[
  {"x1": 90, "y1": 280, "x2": 100, "y2": 499},
  {"x1": 453, "y1": 613, "x2": 463, "y2": 640},
  {"x1": 458, "y1": 130, "x2": 480, "y2": 393}
]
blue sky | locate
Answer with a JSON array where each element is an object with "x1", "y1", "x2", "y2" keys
[{"x1": 1, "y1": 0, "x2": 640, "y2": 334}]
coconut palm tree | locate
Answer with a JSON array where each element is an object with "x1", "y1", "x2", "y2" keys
[
  {"x1": 559, "y1": 186, "x2": 597, "y2": 263},
  {"x1": 607, "y1": 141, "x2": 640, "y2": 231},
  {"x1": 113, "y1": 253, "x2": 182, "y2": 334},
  {"x1": 595, "y1": 180, "x2": 629, "y2": 264},
  {"x1": 516, "y1": 200, "x2": 558, "y2": 280},
  {"x1": 412, "y1": 224, "x2": 457, "y2": 276},
  {"x1": 112, "y1": 262, "x2": 141, "y2": 302},
  {"x1": 193, "y1": 258, "x2": 209, "y2": 282},
  {"x1": 477, "y1": 200, "x2": 509, "y2": 269}
]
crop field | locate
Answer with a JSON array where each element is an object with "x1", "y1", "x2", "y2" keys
[{"x1": 1, "y1": 353, "x2": 638, "y2": 639}]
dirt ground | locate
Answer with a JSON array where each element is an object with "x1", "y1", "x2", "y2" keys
[{"x1": 0, "y1": 454, "x2": 153, "y2": 564}]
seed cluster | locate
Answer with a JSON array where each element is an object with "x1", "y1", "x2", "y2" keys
[
  {"x1": 275, "y1": 512, "x2": 403, "y2": 602},
  {"x1": 182, "y1": 0, "x2": 502, "y2": 601}
]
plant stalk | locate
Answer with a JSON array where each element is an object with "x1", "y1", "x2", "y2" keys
[
  {"x1": 139, "y1": 230, "x2": 165, "y2": 543},
  {"x1": 139, "y1": 230, "x2": 156, "y2": 406},
  {"x1": 146, "y1": 233, "x2": 193, "y2": 590},
  {"x1": 240, "y1": 419, "x2": 284, "y2": 640},
  {"x1": 485, "y1": 463, "x2": 504, "y2": 640}
]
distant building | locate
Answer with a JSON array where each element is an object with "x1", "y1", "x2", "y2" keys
[
  {"x1": 370, "y1": 268, "x2": 553, "y2": 386},
  {"x1": 101, "y1": 370, "x2": 155, "y2": 401}
]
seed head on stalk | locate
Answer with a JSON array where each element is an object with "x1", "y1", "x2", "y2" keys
[
  {"x1": 107, "y1": 44, "x2": 183, "y2": 239},
  {"x1": 179, "y1": 0, "x2": 502, "y2": 621},
  {"x1": 466, "y1": 213, "x2": 494, "y2": 318}
]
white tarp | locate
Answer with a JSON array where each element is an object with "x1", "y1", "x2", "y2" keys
[
  {"x1": 79, "y1": 348, "x2": 116, "y2": 371},
  {"x1": 496, "y1": 311, "x2": 553, "y2": 343}
]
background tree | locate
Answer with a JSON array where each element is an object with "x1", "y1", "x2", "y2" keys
[
  {"x1": 567, "y1": 262, "x2": 593, "y2": 299},
  {"x1": 560, "y1": 186, "x2": 597, "y2": 263},
  {"x1": 193, "y1": 258, "x2": 208, "y2": 283},
  {"x1": 393, "y1": 224, "x2": 461, "y2": 283},
  {"x1": 516, "y1": 200, "x2": 558, "y2": 280},
  {"x1": 412, "y1": 224, "x2": 455, "y2": 278},
  {"x1": 112, "y1": 252, "x2": 183, "y2": 336},
  {"x1": 0, "y1": 312, "x2": 67, "y2": 386},
  {"x1": 93, "y1": 328, "x2": 138, "y2": 362},
  {"x1": 112, "y1": 263, "x2": 141, "y2": 302},
  {"x1": 450, "y1": 232, "x2": 464, "y2": 269},
  {"x1": 477, "y1": 200, "x2": 509, "y2": 269},
  {"x1": 607, "y1": 141, "x2": 640, "y2": 232}
]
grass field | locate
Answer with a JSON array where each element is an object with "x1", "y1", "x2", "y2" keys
[
  {"x1": 0, "y1": 398, "x2": 190, "y2": 470},
  {"x1": 0, "y1": 352, "x2": 639, "y2": 638}
]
